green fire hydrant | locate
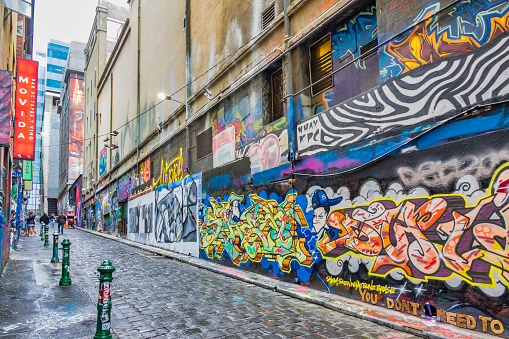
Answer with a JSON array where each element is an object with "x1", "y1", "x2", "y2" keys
[
  {"x1": 59, "y1": 239, "x2": 72, "y2": 286},
  {"x1": 40, "y1": 223, "x2": 44, "y2": 241},
  {"x1": 43, "y1": 224, "x2": 50, "y2": 246},
  {"x1": 51, "y1": 231, "x2": 59, "y2": 263},
  {"x1": 94, "y1": 260, "x2": 115, "y2": 339}
]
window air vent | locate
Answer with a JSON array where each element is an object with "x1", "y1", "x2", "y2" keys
[
  {"x1": 360, "y1": 38, "x2": 378, "y2": 61},
  {"x1": 310, "y1": 34, "x2": 332, "y2": 96},
  {"x1": 262, "y1": 2, "x2": 275, "y2": 30},
  {"x1": 196, "y1": 127, "x2": 213, "y2": 160}
]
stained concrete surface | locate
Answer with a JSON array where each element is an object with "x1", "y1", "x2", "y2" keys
[{"x1": 0, "y1": 232, "x2": 96, "y2": 338}]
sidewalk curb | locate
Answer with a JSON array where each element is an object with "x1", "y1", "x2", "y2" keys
[{"x1": 77, "y1": 228, "x2": 495, "y2": 339}]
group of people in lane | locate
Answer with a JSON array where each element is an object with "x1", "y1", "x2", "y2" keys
[{"x1": 19, "y1": 211, "x2": 68, "y2": 236}]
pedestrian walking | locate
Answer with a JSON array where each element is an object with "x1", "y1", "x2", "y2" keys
[
  {"x1": 57, "y1": 211, "x2": 66, "y2": 234},
  {"x1": 40, "y1": 212, "x2": 50, "y2": 234},
  {"x1": 50, "y1": 213, "x2": 56, "y2": 228},
  {"x1": 26, "y1": 211, "x2": 36, "y2": 236}
]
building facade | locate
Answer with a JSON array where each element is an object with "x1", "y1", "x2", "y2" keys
[
  {"x1": 41, "y1": 40, "x2": 70, "y2": 215},
  {"x1": 45, "y1": 40, "x2": 69, "y2": 94},
  {"x1": 0, "y1": 0, "x2": 34, "y2": 273},
  {"x1": 83, "y1": 1, "x2": 509, "y2": 336},
  {"x1": 58, "y1": 41, "x2": 85, "y2": 213},
  {"x1": 83, "y1": 0, "x2": 128, "y2": 230}
]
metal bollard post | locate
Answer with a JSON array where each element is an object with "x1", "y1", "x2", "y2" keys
[
  {"x1": 43, "y1": 224, "x2": 50, "y2": 246},
  {"x1": 59, "y1": 239, "x2": 72, "y2": 286},
  {"x1": 94, "y1": 260, "x2": 115, "y2": 339},
  {"x1": 40, "y1": 223, "x2": 44, "y2": 241},
  {"x1": 51, "y1": 231, "x2": 59, "y2": 263}
]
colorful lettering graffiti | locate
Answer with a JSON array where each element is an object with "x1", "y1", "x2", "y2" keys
[
  {"x1": 315, "y1": 163, "x2": 509, "y2": 292},
  {"x1": 152, "y1": 148, "x2": 186, "y2": 188},
  {"x1": 200, "y1": 192, "x2": 314, "y2": 273},
  {"x1": 325, "y1": 277, "x2": 396, "y2": 294},
  {"x1": 381, "y1": 0, "x2": 509, "y2": 81}
]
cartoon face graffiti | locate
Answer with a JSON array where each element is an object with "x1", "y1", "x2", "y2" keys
[{"x1": 311, "y1": 189, "x2": 342, "y2": 236}]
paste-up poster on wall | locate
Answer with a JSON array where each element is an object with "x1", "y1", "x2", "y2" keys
[
  {"x1": 212, "y1": 126, "x2": 235, "y2": 168},
  {"x1": 99, "y1": 147, "x2": 107, "y2": 176},
  {"x1": 0, "y1": 70, "x2": 12, "y2": 147}
]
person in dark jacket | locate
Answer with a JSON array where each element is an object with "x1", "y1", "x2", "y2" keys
[
  {"x1": 26, "y1": 211, "x2": 36, "y2": 236},
  {"x1": 40, "y1": 213, "x2": 50, "y2": 226},
  {"x1": 57, "y1": 211, "x2": 66, "y2": 234}
]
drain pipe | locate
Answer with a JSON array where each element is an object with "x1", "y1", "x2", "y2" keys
[
  {"x1": 284, "y1": 0, "x2": 295, "y2": 164},
  {"x1": 185, "y1": 0, "x2": 191, "y2": 172},
  {"x1": 136, "y1": 0, "x2": 141, "y2": 153}
]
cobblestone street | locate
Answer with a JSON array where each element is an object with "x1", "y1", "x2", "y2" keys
[{"x1": 67, "y1": 229, "x2": 420, "y2": 339}]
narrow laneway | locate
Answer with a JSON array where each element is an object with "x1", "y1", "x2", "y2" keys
[{"x1": 65, "y1": 229, "x2": 419, "y2": 339}]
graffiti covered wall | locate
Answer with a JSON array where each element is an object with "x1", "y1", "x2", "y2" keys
[
  {"x1": 195, "y1": 1, "x2": 509, "y2": 336},
  {"x1": 127, "y1": 173, "x2": 202, "y2": 256}
]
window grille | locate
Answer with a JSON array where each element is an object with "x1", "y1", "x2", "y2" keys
[
  {"x1": 309, "y1": 34, "x2": 332, "y2": 96},
  {"x1": 196, "y1": 128, "x2": 212, "y2": 160},
  {"x1": 262, "y1": 2, "x2": 275, "y2": 30}
]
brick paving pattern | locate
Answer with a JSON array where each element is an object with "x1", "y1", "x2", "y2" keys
[{"x1": 65, "y1": 229, "x2": 420, "y2": 339}]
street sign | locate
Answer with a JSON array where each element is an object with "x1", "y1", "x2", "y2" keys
[{"x1": 22, "y1": 160, "x2": 32, "y2": 181}]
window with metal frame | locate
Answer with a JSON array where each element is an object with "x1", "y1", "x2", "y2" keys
[{"x1": 309, "y1": 34, "x2": 333, "y2": 97}]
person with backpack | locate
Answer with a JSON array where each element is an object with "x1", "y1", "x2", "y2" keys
[
  {"x1": 26, "y1": 211, "x2": 36, "y2": 236},
  {"x1": 40, "y1": 212, "x2": 50, "y2": 234},
  {"x1": 57, "y1": 211, "x2": 67, "y2": 234}
]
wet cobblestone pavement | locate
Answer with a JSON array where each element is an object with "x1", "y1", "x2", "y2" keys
[{"x1": 63, "y1": 229, "x2": 420, "y2": 339}]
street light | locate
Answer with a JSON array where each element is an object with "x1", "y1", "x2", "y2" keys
[{"x1": 158, "y1": 92, "x2": 188, "y2": 107}]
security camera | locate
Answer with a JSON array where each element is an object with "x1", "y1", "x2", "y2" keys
[{"x1": 204, "y1": 88, "x2": 212, "y2": 100}]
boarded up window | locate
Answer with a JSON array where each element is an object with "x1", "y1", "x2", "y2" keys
[
  {"x1": 196, "y1": 127, "x2": 212, "y2": 160},
  {"x1": 271, "y1": 68, "x2": 284, "y2": 121},
  {"x1": 309, "y1": 34, "x2": 332, "y2": 96}
]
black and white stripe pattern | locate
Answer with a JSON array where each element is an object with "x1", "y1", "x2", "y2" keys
[{"x1": 296, "y1": 33, "x2": 509, "y2": 157}]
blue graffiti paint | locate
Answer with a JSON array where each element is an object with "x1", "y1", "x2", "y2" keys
[{"x1": 331, "y1": 6, "x2": 377, "y2": 69}]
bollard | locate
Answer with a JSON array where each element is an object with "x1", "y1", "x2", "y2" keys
[
  {"x1": 59, "y1": 239, "x2": 72, "y2": 286},
  {"x1": 40, "y1": 223, "x2": 44, "y2": 241},
  {"x1": 51, "y1": 231, "x2": 59, "y2": 263},
  {"x1": 43, "y1": 224, "x2": 49, "y2": 246},
  {"x1": 94, "y1": 260, "x2": 115, "y2": 339}
]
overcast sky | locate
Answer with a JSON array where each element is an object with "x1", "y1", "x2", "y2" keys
[{"x1": 33, "y1": 0, "x2": 128, "y2": 55}]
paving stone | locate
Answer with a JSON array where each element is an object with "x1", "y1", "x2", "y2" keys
[{"x1": 55, "y1": 230, "x2": 422, "y2": 339}]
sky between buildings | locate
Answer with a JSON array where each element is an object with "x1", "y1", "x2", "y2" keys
[{"x1": 33, "y1": 0, "x2": 128, "y2": 55}]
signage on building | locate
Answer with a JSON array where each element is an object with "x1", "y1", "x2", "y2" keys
[
  {"x1": 5, "y1": 0, "x2": 32, "y2": 17},
  {"x1": 22, "y1": 160, "x2": 32, "y2": 180},
  {"x1": 13, "y1": 58, "x2": 38, "y2": 160},
  {"x1": 12, "y1": 171, "x2": 22, "y2": 177},
  {"x1": 213, "y1": 126, "x2": 235, "y2": 168},
  {"x1": 24, "y1": 180, "x2": 32, "y2": 191},
  {"x1": 0, "y1": 70, "x2": 12, "y2": 147},
  {"x1": 69, "y1": 77, "x2": 84, "y2": 180},
  {"x1": 16, "y1": 20, "x2": 24, "y2": 37}
]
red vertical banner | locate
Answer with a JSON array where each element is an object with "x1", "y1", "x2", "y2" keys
[{"x1": 13, "y1": 58, "x2": 38, "y2": 160}]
